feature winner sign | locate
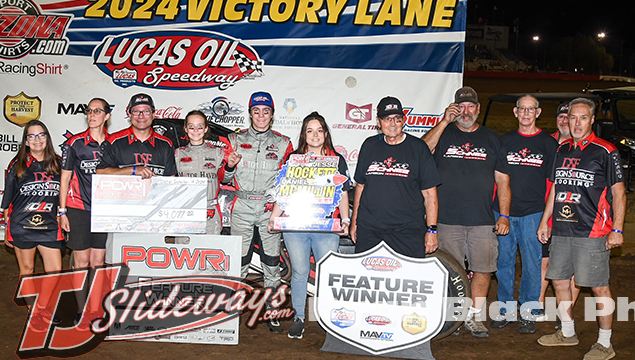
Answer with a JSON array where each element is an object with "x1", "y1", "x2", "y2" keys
[
  {"x1": 314, "y1": 242, "x2": 448, "y2": 355},
  {"x1": 272, "y1": 154, "x2": 348, "y2": 231}
]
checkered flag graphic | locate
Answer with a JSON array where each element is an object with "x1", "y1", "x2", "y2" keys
[{"x1": 234, "y1": 51, "x2": 264, "y2": 75}]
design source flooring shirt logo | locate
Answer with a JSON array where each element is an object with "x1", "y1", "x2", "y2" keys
[
  {"x1": 93, "y1": 30, "x2": 264, "y2": 90},
  {"x1": 0, "y1": 0, "x2": 72, "y2": 59}
]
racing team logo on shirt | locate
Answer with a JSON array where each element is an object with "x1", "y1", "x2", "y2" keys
[
  {"x1": 366, "y1": 157, "x2": 410, "y2": 178},
  {"x1": 506, "y1": 148, "x2": 544, "y2": 167},
  {"x1": 443, "y1": 142, "x2": 487, "y2": 161}
]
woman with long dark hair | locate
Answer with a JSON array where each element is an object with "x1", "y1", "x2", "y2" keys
[
  {"x1": 2, "y1": 120, "x2": 63, "y2": 326},
  {"x1": 268, "y1": 111, "x2": 351, "y2": 339}
]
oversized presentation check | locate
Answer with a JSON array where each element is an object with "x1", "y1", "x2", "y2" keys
[{"x1": 91, "y1": 175, "x2": 207, "y2": 233}]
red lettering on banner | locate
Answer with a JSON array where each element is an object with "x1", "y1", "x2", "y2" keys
[{"x1": 122, "y1": 246, "x2": 229, "y2": 271}]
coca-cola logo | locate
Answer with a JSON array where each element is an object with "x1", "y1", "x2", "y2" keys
[
  {"x1": 155, "y1": 106, "x2": 182, "y2": 119},
  {"x1": 92, "y1": 30, "x2": 263, "y2": 90},
  {"x1": 334, "y1": 145, "x2": 359, "y2": 162}
]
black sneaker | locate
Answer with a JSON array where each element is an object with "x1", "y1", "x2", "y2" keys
[
  {"x1": 287, "y1": 318, "x2": 304, "y2": 339},
  {"x1": 518, "y1": 319, "x2": 536, "y2": 334},
  {"x1": 490, "y1": 318, "x2": 512, "y2": 329},
  {"x1": 267, "y1": 319, "x2": 283, "y2": 333}
]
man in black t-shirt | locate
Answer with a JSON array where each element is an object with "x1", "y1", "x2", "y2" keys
[
  {"x1": 490, "y1": 95, "x2": 558, "y2": 334},
  {"x1": 536, "y1": 98, "x2": 626, "y2": 359},
  {"x1": 352, "y1": 96, "x2": 440, "y2": 258},
  {"x1": 422, "y1": 86, "x2": 511, "y2": 338},
  {"x1": 97, "y1": 93, "x2": 176, "y2": 178}
]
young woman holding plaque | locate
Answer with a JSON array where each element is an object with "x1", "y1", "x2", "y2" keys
[
  {"x1": 2, "y1": 120, "x2": 63, "y2": 328},
  {"x1": 268, "y1": 111, "x2": 351, "y2": 339},
  {"x1": 174, "y1": 110, "x2": 241, "y2": 234}
]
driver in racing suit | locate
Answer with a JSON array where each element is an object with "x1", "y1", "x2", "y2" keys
[{"x1": 225, "y1": 91, "x2": 293, "y2": 332}]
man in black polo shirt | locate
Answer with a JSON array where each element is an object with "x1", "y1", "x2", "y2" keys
[
  {"x1": 490, "y1": 95, "x2": 558, "y2": 334},
  {"x1": 537, "y1": 98, "x2": 626, "y2": 360},
  {"x1": 422, "y1": 86, "x2": 511, "y2": 338},
  {"x1": 97, "y1": 93, "x2": 176, "y2": 177}
]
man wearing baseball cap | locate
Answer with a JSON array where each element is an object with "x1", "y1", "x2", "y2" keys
[
  {"x1": 422, "y1": 86, "x2": 511, "y2": 338},
  {"x1": 224, "y1": 91, "x2": 293, "y2": 333},
  {"x1": 551, "y1": 102, "x2": 572, "y2": 144},
  {"x1": 97, "y1": 93, "x2": 176, "y2": 178},
  {"x1": 352, "y1": 96, "x2": 440, "y2": 258}
]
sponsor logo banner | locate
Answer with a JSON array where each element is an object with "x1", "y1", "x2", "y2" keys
[
  {"x1": 198, "y1": 97, "x2": 246, "y2": 127},
  {"x1": 93, "y1": 30, "x2": 263, "y2": 90},
  {"x1": 0, "y1": 0, "x2": 72, "y2": 59},
  {"x1": 314, "y1": 242, "x2": 448, "y2": 355},
  {"x1": 4, "y1": 92, "x2": 41, "y2": 126}
]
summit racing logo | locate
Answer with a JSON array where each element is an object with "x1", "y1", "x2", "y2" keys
[
  {"x1": 0, "y1": 0, "x2": 72, "y2": 59},
  {"x1": 402, "y1": 107, "x2": 442, "y2": 136},
  {"x1": 93, "y1": 30, "x2": 264, "y2": 90}
]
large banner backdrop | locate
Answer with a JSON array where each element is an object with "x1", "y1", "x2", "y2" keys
[{"x1": 0, "y1": 0, "x2": 466, "y2": 189}]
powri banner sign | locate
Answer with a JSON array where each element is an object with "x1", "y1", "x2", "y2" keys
[{"x1": 0, "y1": 0, "x2": 466, "y2": 188}]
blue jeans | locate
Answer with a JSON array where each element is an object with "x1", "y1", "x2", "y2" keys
[
  {"x1": 494, "y1": 211, "x2": 543, "y2": 315},
  {"x1": 283, "y1": 232, "x2": 339, "y2": 320}
]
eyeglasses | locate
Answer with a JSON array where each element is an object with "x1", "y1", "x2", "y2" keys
[
  {"x1": 517, "y1": 107, "x2": 538, "y2": 113},
  {"x1": 26, "y1": 132, "x2": 47, "y2": 141},
  {"x1": 86, "y1": 108, "x2": 107, "y2": 115},
  {"x1": 380, "y1": 115, "x2": 404, "y2": 123},
  {"x1": 186, "y1": 126, "x2": 206, "y2": 131},
  {"x1": 130, "y1": 110, "x2": 152, "y2": 117}
]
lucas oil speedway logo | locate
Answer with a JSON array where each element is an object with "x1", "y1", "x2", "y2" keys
[
  {"x1": 93, "y1": 30, "x2": 264, "y2": 90},
  {"x1": 0, "y1": 0, "x2": 72, "y2": 59},
  {"x1": 315, "y1": 242, "x2": 448, "y2": 355}
]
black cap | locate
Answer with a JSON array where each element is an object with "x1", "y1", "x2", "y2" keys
[
  {"x1": 377, "y1": 96, "x2": 404, "y2": 118},
  {"x1": 454, "y1": 86, "x2": 479, "y2": 104},
  {"x1": 127, "y1": 93, "x2": 155, "y2": 111},
  {"x1": 557, "y1": 102, "x2": 569, "y2": 115}
]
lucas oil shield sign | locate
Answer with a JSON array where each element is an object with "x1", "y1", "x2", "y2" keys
[{"x1": 314, "y1": 242, "x2": 448, "y2": 355}]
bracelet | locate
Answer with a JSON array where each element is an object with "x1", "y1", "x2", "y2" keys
[
  {"x1": 499, "y1": 214, "x2": 510, "y2": 219},
  {"x1": 427, "y1": 224, "x2": 438, "y2": 231},
  {"x1": 57, "y1": 209, "x2": 67, "y2": 217},
  {"x1": 426, "y1": 229, "x2": 438, "y2": 234},
  {"x1": 341, "y1": 217, "x2": 351, "y2": 225},
  {"x1": 611, "y1": 229, "x2": 624, "y2": 234},
  {"x1": 131, "y1": 165, "x2": 137, "y2": 175}
]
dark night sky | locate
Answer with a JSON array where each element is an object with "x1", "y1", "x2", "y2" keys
[{"x1": 468, "y1": 0, "x2": 632, "y2": 48}]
